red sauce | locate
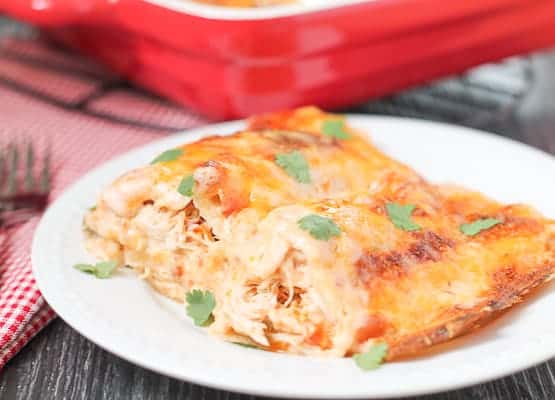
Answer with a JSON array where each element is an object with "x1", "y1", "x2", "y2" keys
[
  {"x1": 307, "y1": 324, "x2": 332, "y2": 350},
  {"x1": 269, "y1": 341, "x2": 290, "y2": 352},
  {"x1": 355, "y1": 314, "x2": 388, "y2": 343}
]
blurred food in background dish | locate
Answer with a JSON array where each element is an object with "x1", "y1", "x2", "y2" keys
[{"x1": 193, "y1": 0, "x2": 294, "y2": 6}]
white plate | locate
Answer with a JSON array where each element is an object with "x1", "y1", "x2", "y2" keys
[{"x1": 32, "y1": 116, "x2": 555, "y2": 399}]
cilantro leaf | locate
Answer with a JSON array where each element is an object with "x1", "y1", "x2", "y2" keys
[
  {"x1": 275, "y1": 151, "x2": 311, "y2": 184},
  {"x1": 460, "y1": 218, "x2": 501, "y2": 236},
  {"x1": 88, "y1": 205, "x2": 97, "y2": 211},
  {"x1": 151, "y1": 148, "x2": 183, "y2": 164},
  {"x1": 353, "y1": 343, "x2": 388, "y2": 371},
  {"x1": 298, "y1": 214, "x2": 341, "y2": 240},
  {"x1": 322, "y1": 120, "x2": 350, "y2": 140},
  {"x1": 186, "y1": 289, "x2": 216, "y2": 327},
  {"x1": 74, "y1": 260, "x2": 118, "y2": 279},
  {"x1": 233, "y1": 342, "x2": 261, "y2": 350},
  {"x1": 177, "y1": 174, "x2": 194, "y2": 197},
  {"x1": 385, "y1": 202, "x2": 421, "y2": 231}
]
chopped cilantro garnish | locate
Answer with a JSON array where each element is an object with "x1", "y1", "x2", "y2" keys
[
  {"x1": 460, "y1": 218, "x2": 501, "y2": 236},
  {"x1": 385, "y1": 202, "x2": 421, "y2": 231},
  {"x1": 298, "y1": 214, "x2": 341, "y2": 241},
  {"x1": 177, "y1": 174, "x2": 194, "y2": 197},
  {"x1": 73, "y1": 260, "x2": 118, "y2": 279},
  {"x1": 88, "y1": 205, "x2": 97, "y2": 212},
  {"x1": 275, "y1": 151, "x2": 311, "y2": 184},
  {"x1": 353, "y1": 343, "x2": 388, "y2": 371},
  {"x1": 186, "y1": 289, "x2": 216, "y2": 327},
  {"x1": 150, "y1": 148, "x2": 183, "y2": 164},
  {"x1": 233, "y1": 342, "x2": 261, "y2": 350},
  {"x1": 322, "y1": 120, "x2": 350, "y2": 140}
]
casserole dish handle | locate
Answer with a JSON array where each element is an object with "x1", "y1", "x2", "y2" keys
[{"x1": 0, "y1": 0, "x2": 114, "y2": 26}]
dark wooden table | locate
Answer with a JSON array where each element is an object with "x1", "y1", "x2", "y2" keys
[{"x1": 0, "y1": 23, "x2": 554, "y2": 399}]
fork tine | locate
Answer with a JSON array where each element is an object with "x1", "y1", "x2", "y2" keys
[
  {"x1": 24, "y1": 141, "x2": 35, "y2": 191},
  {"x1": 0, "y1": 147, "x2": 5, "y2": 209},
  {"x1": 39, "y1": 144, "x2": 51, "y2": 194},
  {"x1": 0, "y1": 147, "x2": 5, "y2": 192},
  {"x1": 5, "y1": 143, "x2": 19, "y2": 197}
]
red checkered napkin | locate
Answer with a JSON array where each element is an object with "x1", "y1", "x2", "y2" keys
[{"x1": 0, "y1": 37, "x2": 206, "y2": 368}]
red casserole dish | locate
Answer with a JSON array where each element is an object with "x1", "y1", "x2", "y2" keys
[
  {"x1": 2, "y1": 0, "x2": 555, "y2": 118},
  {"x1": 49, "y1": 19, "x2": 555, "y2": 118}
]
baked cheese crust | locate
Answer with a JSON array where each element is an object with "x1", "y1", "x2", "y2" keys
[{"x1": 83, "y1": 106, "x2": 555, "y2": 358}]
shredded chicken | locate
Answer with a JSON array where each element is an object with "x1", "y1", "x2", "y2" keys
[{"x1": 83, "y1": 106, "x2": 555, "y2": 360}]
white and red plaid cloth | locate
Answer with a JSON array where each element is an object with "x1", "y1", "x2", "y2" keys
[{"x1": 0, "y1": 35, "x2": 207, "y2": 368}]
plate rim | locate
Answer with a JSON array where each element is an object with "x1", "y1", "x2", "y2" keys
[{"x1": 32, "y1": 114, "x2": 555, "y2": 399}]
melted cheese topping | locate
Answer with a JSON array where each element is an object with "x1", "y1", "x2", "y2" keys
[{"x1": 84, "y1": 106, "x2": 555, "y2": 358}]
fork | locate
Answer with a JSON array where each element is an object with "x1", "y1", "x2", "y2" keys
[{"x1": 0, "y1": 141, "x2": 51, "y2": 228}]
